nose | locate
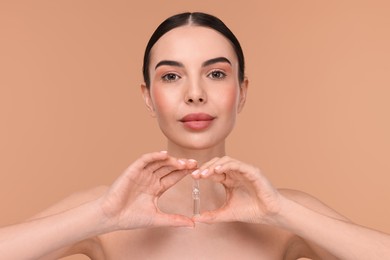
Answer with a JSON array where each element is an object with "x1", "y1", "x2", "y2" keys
[{"x1": 185, "y1": 80, "x2": 207, "y2": 104}]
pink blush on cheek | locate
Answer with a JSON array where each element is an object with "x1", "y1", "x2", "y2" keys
[
  {"x1": 211, "y1": 86, "x2": 240, "y2": 111},
  {"x1": 151, "y1": 86, "x2": 175, "y2": 111}
]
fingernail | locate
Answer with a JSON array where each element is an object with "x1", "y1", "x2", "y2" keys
[
  {"x1": 178, "y1": 159, "x2": 186, "y2": 165},
  {"x1": 191, "y1": 169, "x2": 200, "y2": 176},
  {"x1": 160, "y1": 150, "x2": 167, "y2": 153},
  {"x1": 200, "y1": 169, "x2": 209, "y2": 176},
  {"x1": 188, "y1": 159, "x2": 197, "y2": 163}
]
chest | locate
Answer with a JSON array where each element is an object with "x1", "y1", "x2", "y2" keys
[{"x1": 99, "y1": 223, "x2": 293, "y2": 260}]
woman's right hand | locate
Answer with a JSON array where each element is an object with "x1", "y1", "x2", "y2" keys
[{"x1": 98, "y1": 151, "x2": 197, "y2": 231}]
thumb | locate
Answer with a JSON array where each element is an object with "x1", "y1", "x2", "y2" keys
[
  {"x1": 154, "y1": 212, "x2": 195, "y2": 228},
  {"x1": 192, "y1": 209, "x2": 230, "y2": 224}
]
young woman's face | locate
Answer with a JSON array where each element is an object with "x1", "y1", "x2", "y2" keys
[{"x1": 143, "y1": 25, "x2": 247, "y2": 151}]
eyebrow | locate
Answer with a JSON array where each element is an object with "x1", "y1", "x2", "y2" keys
[
  {"x1": 155, "y1": 60, "x2": 184, "y2": 70},
  {"x1": 154, "y1": 57, "x2": 231, "y2": 70},
  {"x1": 202, "y1": 57, "x2": 231, "y2": 67}
]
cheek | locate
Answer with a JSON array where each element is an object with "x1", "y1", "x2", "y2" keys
[
  {"x1": 151, "y1": 86, "x2": 177, "y2": 116},
  {"x1": 216, "y1": 86, "x2": 240, "y2": 113}
]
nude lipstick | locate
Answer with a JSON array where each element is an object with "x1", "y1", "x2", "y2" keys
[{"x1": 179, "y1": 113, "x2": 215, "y2": 130}]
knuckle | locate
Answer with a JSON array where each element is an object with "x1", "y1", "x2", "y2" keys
[
  {"x1": 211, "y1": 156, "x2": 221, "y2": 162},
  {"x1": 232, "y1": 164, "x2": 240, "y2": 171},
  {"x1": 253, "y1": 166, "x2": 262, "y2": 174},
  {"x1": 141, "y1": 153, "x2": 152, "y2": 161}
]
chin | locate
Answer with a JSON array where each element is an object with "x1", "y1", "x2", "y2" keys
[
  {"x1": 169, "y1": 134, "x2": 228, "y2": 152},
  {"x1": 162, "y1": 125, "x2": 233, "y2": 151}
]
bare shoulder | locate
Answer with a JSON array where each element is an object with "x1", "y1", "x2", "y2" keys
[
  {"x1": 278, "y1": 188, "x2": 349, "y2": 221},
  {"x1": 279, "y1": 189, "x2": 346, "y2": 259}
]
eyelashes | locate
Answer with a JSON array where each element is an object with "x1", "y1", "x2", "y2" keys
[
  {"x1": 161, "y1": 73, "x2": 181, "y2": 82},
  {"x1": 207, "y1": 70, "x2": 226, "y2": 79},
  {"x1": 161, "y1": 70, "x2": 227, "y2": 83}
]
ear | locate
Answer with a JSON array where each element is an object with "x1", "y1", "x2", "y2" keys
[
  {"x1": 141, "y1": 83, "x2": 156, "y2": 117},
  {"x1": 237, "y1": 77, "x2": 248, "y2": 113}
]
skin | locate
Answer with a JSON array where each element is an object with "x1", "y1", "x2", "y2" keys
[
  {"x1": 93, "y1": 26, "x2": 313, "y2": 259},
  {"x1": 143, "y1": 25, "x2": 247, "y2": 160},
  {"x1": 1, "y1": 25, "x2": 390, "y2": 260}
]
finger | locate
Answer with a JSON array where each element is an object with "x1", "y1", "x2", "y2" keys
[
  {"x1": 159, "y1": 169, "x2": 191, "y2": 194},
  {"x1": 153, "y1": 212, "x2": 195, "y2": 228},
  {"x1": 200, "y1": 156, "x2": 222, "y2": 169},
  {"x1": 193, "y1": 165, "x2": 227, "y2": 183},
  {"x1": 151, "y1": 158, "x2": 185, "y2": 178},
  {"x1": 143, "y1": 155, "x2": 181, "y2": 173},
  {"x1": 214, "y1": 161, "x2": 261, "y2": 182},
  {"x1": 154, "y1": 158, "x2": 197, "y2": 179},
  {"x1": 111, "y1": 151, "x2": 169, "y2": 188},
  {"x1": 204, "y1": 171, "x2": 227, "y2": 183},
  {"x1": 193, "y1": 156, "x2": 234, "y2": 179},
  {"x1": 153, "y1": 164, "x2": 179, "y2": 178},
  {"x1": 135, "y1": 151, "x2": 169, "y2": 170},
  {"x1": 191, "y1": 157, "x2": 222, "y2": 179},
  {"x1": 192, "y1": 208, "x2": 231, "y2": 224},
  {"x1": 196, "y1": 158, "x2": 251, "y2": 186},
  {"x1": 206, "y1": 161, "x2": 256, "y2": 188}
]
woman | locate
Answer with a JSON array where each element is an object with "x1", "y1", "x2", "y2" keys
[{"x1": 1, "y1": 12, "x2": 389, "y2": 259}]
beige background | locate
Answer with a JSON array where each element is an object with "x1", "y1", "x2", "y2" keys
[{"x1": 1, "y1": 1, "x2": 389, "y2": 259}]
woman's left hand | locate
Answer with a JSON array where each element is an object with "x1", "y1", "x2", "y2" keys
[{"x1": 191, "y1": 156, "x2": 282, "y2": 225}]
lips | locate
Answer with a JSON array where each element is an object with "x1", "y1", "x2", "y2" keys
[
  {"x1": 180, "y1": 113, "x2": 215, "y2": 122},
  {"x1": 179, "y1": 113, "x2": 215, "y2": 130}
]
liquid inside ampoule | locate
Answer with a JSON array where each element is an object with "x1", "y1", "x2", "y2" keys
[{"x1": 192, "y1": 180, "x2": 200, "y2": 216}]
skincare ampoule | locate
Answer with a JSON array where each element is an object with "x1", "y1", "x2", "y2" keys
[{"x1": 192, "y1": 180, "x2": 200, "y2": 216}]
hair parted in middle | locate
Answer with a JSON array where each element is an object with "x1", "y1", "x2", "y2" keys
[{"x1": 142, "y1": 12, "x2": 245, "y2": 88}]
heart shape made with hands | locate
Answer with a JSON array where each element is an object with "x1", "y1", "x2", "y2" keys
[
  {"x1": 157, "y1": 176, "x2": 227, "y2": 219},
  {"x1": 155, "y1": 156, "x2": 279, "y2": 225},
  {"x1": 114, "y1": 152, "x2": 277, "y2": 227}
]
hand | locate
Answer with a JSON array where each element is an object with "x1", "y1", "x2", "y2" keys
[
  {"x1": 98, "y1": 151, "x2": 197, "y2": 230},
  {"x1": 191, "y1": 156, "x2": 282, "y2": 224}
]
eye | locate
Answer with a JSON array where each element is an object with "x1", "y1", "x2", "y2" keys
[
  {"x1": 162, "y1": 73, "x2": 181, "y2": 82},
  {"x1": 208, "y1": 70, "x2": 226, "y2": 79}
]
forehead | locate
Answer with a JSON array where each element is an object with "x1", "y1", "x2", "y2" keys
[{"x1": 149, "y1": 25, "x2": 238, "y2": 67}]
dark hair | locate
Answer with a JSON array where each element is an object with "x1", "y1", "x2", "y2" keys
[{"x1": 142, "y1": 12, "x2": 245, "y2": 88}]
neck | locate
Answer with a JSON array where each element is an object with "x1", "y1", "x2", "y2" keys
[
  {"x1": 157, "y1": 140, "x2": 226, "y2": 216},
  {"x1": 166, "y1": 141, "x2": 226, "y2": 165}
]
